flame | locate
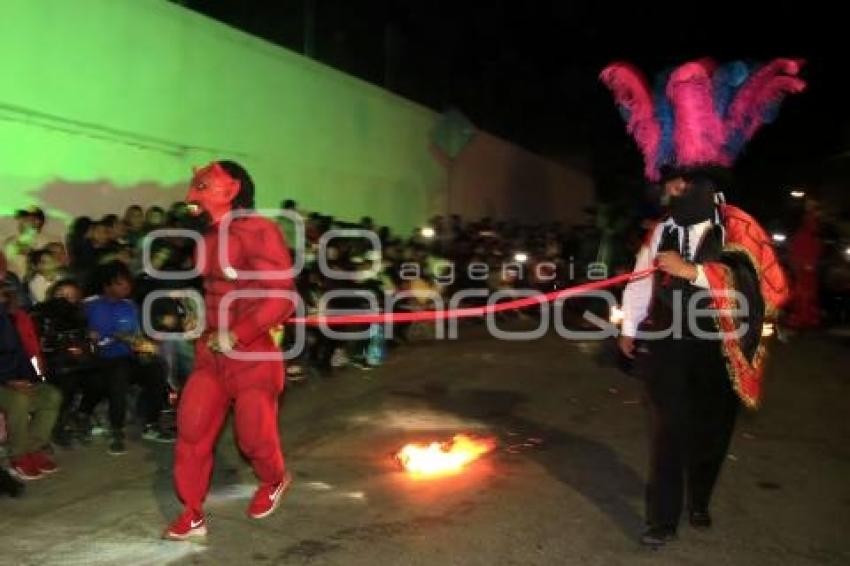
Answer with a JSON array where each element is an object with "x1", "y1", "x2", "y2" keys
[{"x1": 396, "y1": 434, "x2": 497, "y2": 477}]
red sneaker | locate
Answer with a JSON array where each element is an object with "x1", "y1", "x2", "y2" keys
[
  {"x1": 247, "y1": 472, "x2": 292, "y2": 519},
  {"x1": 30, "y1": 451, "x2": 60, "y2": 474},
  {"x1": 9, "y1": 455, "x2": 43, "y2": 481},
  {"x1": 162, "y1": 509, "x2": 207, "y2": 541}
]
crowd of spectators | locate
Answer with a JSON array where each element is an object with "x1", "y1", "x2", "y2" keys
[{"x1": 0, "y1": 200, "x2": 604, "y2": 496}]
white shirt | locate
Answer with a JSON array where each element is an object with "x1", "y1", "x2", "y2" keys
[
  {"x1": 621, "y1": 219, "x2": 715, "y2": 337},
  {"x1": 29, "y1": 273, "x2": 61, "y2": 304}
]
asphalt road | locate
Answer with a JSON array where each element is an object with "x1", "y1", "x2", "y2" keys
[{"x1": 1, "y1": 327, "x2": 848, "y2": 565}]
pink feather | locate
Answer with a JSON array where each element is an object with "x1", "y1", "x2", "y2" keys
[
  {"x1": 600, "y1": 62, "x2": 662, "y2": 180},
  {"x1": 724, "y1": 58, "x2": 806, "y2": 150},
  {"x1": 666, "y1": 59, "x2": 729, "y2": 168}
]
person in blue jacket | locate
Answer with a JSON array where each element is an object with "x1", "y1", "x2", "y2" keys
[{"x1": 80, "y1": 261, "x2": 171, "y2": 455}]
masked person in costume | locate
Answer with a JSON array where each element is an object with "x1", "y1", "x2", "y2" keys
[
  {"x1": 602, "y1": 59, "x2": 804, "y2": 546},
  {"x1": 164, "y1": 161, "x2": 296, "y2": 540},
  {"x1": 786, "y1": 202, "x2": 822, "y2": 329}
]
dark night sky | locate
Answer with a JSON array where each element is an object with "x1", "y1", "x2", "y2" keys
[{"x1": 176, "y1": 0, "x2": 848, "y2": 215}]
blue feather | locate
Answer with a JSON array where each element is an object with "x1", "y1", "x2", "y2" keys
[
  {"x1": 713, "y1": 61, "x2": 750, "y2": 120},
  {"x1": 723, "y1": 129, "x2": 748, "y2": 159},
  {"x1": 652, "y1": 69, "x2": 675, "y2": 171},
  {"x1": 716, "y1": 61, "x2": 754, "y2": 160}
]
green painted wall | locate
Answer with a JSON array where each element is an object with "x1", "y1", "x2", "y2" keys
[{"x1": 0, "y1": 0, "x2": 445, "y2": 233}]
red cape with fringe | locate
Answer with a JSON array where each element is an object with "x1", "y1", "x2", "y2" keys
[{"x1": 701, "y1": 204, "x2": 789, "y2": 408}]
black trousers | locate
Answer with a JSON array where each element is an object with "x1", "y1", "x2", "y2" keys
[
  {"x1": 643, "y1": 338, "x2": 739, "y2": 529},
  {"x1": 47, "y1": 367, "x2": 95, "y2": 435},
  {"x1": 79, "y1": 357, "x2": 168, "y2": 430},
  {"x1": 48, "y1": 369, "x2": 87, "y2": 417}
]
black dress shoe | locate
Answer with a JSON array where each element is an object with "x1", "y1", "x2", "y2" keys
[
  {"x1": 640, "y1": 526, "x2": 678, "y2": 547},
  {"x1": 689, "y1": 510, "x2": 712, "y2": 529}
]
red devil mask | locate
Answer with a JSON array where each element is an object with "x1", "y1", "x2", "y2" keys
[{"x1": 186, "y1": 162, "x2": 240, "y2": 224}]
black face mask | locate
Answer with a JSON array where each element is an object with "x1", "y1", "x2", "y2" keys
[{"x1": 668, "y1": 183, "x2": 716, "y2": 226}]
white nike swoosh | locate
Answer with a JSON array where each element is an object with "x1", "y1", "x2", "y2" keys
[
  {"x1": 268, "y1": 484, "x2": 284, "y2": 502},
  {"x1": 190, "y1": 519, "x2": 204, "y2": 529}
]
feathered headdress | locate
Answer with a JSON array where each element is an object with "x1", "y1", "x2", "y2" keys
[{"x1": 600, "y1": 58, "x2": 806, "y2": 181}]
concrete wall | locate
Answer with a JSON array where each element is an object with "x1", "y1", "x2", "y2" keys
[
  {"x1": 0, "y1": 0, "x2": 592, "y2": 241},
  {"x1": 443, "y1": 132, "x2": 594, "y2": 225},
  {"x1": 0, "y1": 0, "x2": 445, "y2": 235}
]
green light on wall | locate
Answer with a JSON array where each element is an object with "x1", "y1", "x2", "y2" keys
[{"x1": 0, "y1": 0, "x2": 444, "y2": 233}]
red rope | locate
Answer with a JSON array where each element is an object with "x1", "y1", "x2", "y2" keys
[{"x1": 289, "y1": 267, "x2": 656, "y2": 326}]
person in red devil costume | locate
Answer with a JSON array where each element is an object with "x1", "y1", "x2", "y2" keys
[
  {"x1": 163, "y1": 161, "x2": 296, "y2": 541},
  {"x1": 786, "y1": 202, "x2": 822, "y2": 329}
]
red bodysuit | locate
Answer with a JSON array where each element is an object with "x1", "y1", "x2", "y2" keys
[
  {"x1": 169, "y1": 162, "x2": 295, "y2": 529},
  {"x1": 174, "y1": 214, "x2": 294, "y2": 513}
]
